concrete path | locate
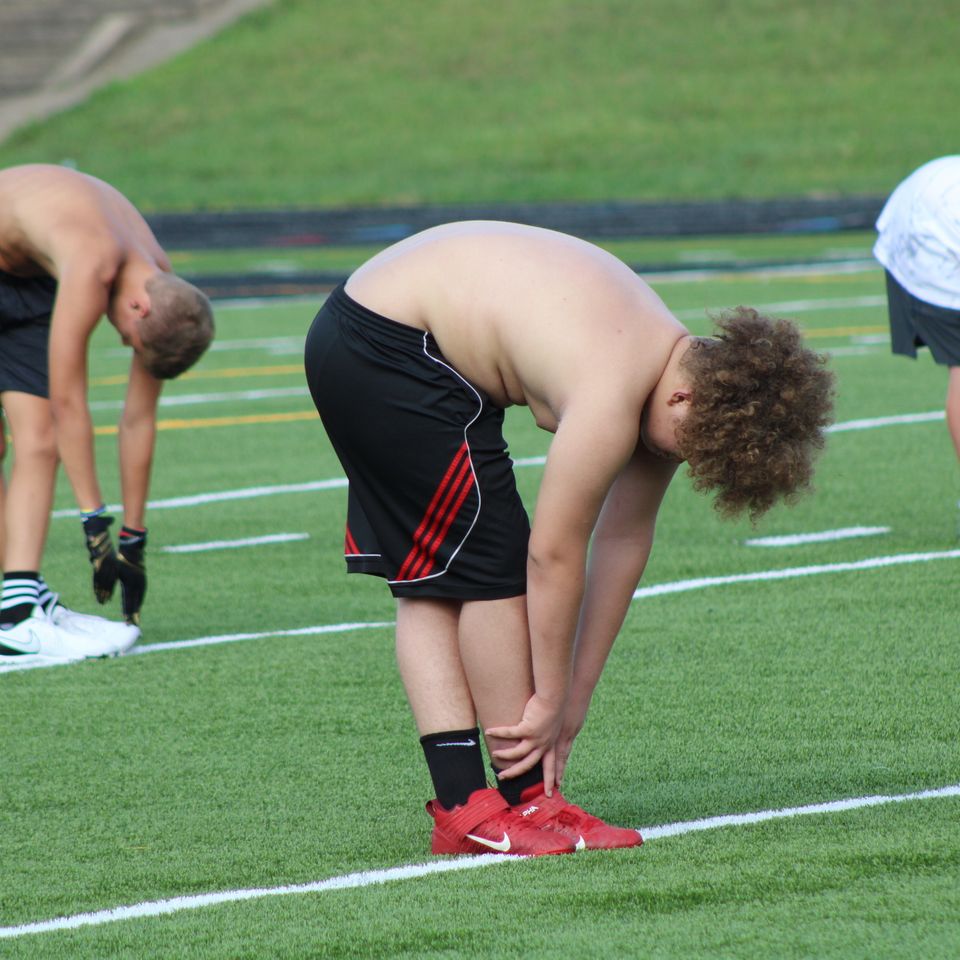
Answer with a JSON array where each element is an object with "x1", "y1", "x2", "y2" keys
[{"x1": 0, "y1": 0, "x2": 271, "y2": 144}]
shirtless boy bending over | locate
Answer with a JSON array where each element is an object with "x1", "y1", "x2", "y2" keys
[
  {"x1": 0, "y1": 164, "x2": 214, "y2": 665},
  {"x1": 304, "y1": 221, "x2": 834, "y2": 856}
]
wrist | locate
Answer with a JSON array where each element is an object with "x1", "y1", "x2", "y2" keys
[
  {"x1": 119, "y1": 526, "x2": 147, "y2": 550},
  {"x1": 82, "y1": 508, "x2": 114, "y2": 537}
]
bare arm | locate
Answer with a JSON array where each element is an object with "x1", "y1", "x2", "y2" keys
[
  {"x1": 118, "y1": 352, "x2": 162, "y2": 529},
  {"x1": 486, "y1": 399, "x2": 641, "y2": 789},
  {"x1": 558, "y1": 444, "x2": 678, "y2": 779},
  {"x1": 46, "y1": 265, "x2": 112, "y2": 511}
]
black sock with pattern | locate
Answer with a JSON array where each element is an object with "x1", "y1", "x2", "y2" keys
[
  {"x1": 36, "y1": 576, "x2": 57, "y2": 614},
  {"x1": 1, "y1": 572, "x2": 40, "y2": 627}
]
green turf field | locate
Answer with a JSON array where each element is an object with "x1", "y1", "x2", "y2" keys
[
  {"x1": 0, "y1": 0, "x2": 956, "y2": 208},
  {"x1": 3, "y1": 259, "x2": 958, "y2": 957}
]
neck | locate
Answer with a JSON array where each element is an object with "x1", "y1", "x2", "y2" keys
[{"x1": 657, "y1": 334, "x2": 695, "y2": 397}]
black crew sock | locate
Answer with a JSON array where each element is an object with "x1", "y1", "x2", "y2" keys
[
  {"x1": 420, "y1": 727, "x2": 487, "y2": 810},
  {"x1": 495, "y1": 760, "x2": 546, "y2": 806},
  {"x1": 1, "y1": 572, "x2": 40, "y2": 627}
]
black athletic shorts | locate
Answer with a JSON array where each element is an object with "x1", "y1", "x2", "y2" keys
[
  {"x1": 0, "y1": 269, "x2": 56, "y2": 398},
  {"x1": 304, "y1": 283, "x2": 530, "y2": 600},
  {"x1": 885, "y1": 271, "x2": 960, "y2": 366}
]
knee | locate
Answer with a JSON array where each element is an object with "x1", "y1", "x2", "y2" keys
[{"x1": 15, "y1": 424, "x2": 58, "y2": 467}]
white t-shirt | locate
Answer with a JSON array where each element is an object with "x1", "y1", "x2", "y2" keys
[{"x1": 873, "y1": 155, "x2": 960, "y2": 310}]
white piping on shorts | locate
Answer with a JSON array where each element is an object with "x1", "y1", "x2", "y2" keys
[{"x1": 386, "y1": 334, "x2": 484, "y2": 585}]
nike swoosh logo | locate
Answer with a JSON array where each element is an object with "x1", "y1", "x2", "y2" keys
[
  {"x1": 435, "y1": 739, "x2": 477, "y2": 748},
  {"x1": 466, "y1": 832, "x2": 511, "y2": 852},
  {"x1": 0, "y1": 627, "x2": 41, "y2": 655},
  {"x1": 574, "y1": 836, "x2": 586, "y2": 851}
]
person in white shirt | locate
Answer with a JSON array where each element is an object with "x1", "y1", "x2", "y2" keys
[{"x1": 874, "y1": 156, "x2": 960, "y2": 473}]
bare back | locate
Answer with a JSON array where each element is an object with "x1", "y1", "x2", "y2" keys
[
  {"x1": 0, "y1": 164, "x2": 168, "y2": 280},
  {"x1": 345, "y1": 222, "x2": 687, "y2": 432}
]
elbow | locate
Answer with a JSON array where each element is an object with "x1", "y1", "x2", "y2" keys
[
  {"x1": 527, "y1": 537, "x2": 587, "y2": 584},
  {"x1": 118, "y1": 408, "x2": 156, "y2": 437}
]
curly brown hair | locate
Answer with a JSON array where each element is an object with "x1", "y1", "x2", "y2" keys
[{"x1": 675, "y1": 307, "x2": 835, "y2": 522}]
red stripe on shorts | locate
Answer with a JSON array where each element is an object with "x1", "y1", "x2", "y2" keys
[
  {"x1": 344, "y1": 525, "x2": 360, "y2": 556},
  {"x1": 411, "y1": 462, "x2": 476, "y2": 579},
  {"x1": 395, "y1": 441, "x2": 474, "y2": 581}
]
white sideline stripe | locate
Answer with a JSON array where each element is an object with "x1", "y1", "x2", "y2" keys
[
  {"x1": 744, "y1": 526, "x2": 890, "y2": 547},
  {"x1": 673, "y1": 294, "x2": 885, "y2": 322},
  {"x1": 0, "y1": 622, "x2": 394, "y2": 674},
  {"x1": 650, "y1": 260, "x2": 876, "y2": 283},
  {"x1": 633, "y1": 548, "x2": 960, "y2": 599},
  {"x1": 104, "y1": 334, "x2": 308, "y2": 358},
  {"x1": 824, "y1": 345, "x2": 885, "y2": 357},
  {"x1": 3, "y1": 783, "x2": 957, "y2": 941},
  {"x1": 52, "y1": 409, "x2": 944, "y2": 519},
  {"x1": 7, "y1": 548, "x2": 955, "y2": 673},
  {"x1": 640, "y1": 782, "x2": 960, "y2": 840},
  {"x1": 160, "y1": 532, "x2": 309, "y2": 553},
  {"x1": 212, "y1": 295, "x2": 319, "y2": 311},
  {"x1": 127, "y1": 621, "x2": 394, "y2": 655},
  {"x1": 52, "y1": 478, "x2": 348, "y2": 518},
  {"x1": 827, "y1": 410, "x2": 944, "y2": 432},
  {"x1": 90, "y1": 386, "x2": 309, "y2": 411},
  {"x1": 0, "y1": 856, "x2": 513, "y2": 940}
]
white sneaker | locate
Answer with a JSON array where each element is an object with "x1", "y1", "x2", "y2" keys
[
  {"x1": 0, "y1": 606, "x2": 113, "y2": 665},
  {"x1": 48, "y1": 600, "x2": 140, "y2": 656}
]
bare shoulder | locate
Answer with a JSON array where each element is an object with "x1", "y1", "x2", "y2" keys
[{"x1": 0, "y1": 165, "x2": 128, "y2": 275}]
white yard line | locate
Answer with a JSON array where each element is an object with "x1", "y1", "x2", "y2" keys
[
  {"x1": 90, "y1": 386, "x2": 309, "y2": 411},
  {"x1": 0, "y1": 621, "x2": 393, "y2": 674},
  {"x1": 632, "y1": 548, "x2": 960, "y2": 600},
  {"x1": 5, "y1": 544, "x2": 958, "y2": 677},
  {"x1": 744, "y1": 526, "x2": 890, "y2": 547},
  {"x1": 48, "y1": 409, "x2": 949, "y2": 519},
  {"x1": 823, "y1": 345, "x2": 886, "y2": 357},
  {"x1": 160, "y1": 532, "x2": 309, "y2": 553},
  {"x1": 126, "y1": 621, "x2": 394, "y2": 655},
  {"x1": 649, "y1": 260, "x2": 877, "y2": 283},
  {"x1": 52, "y1": 477, "x2": 348, "y2": 518},
  {"x1": 673, "y1": 294, "x2": 885, "y2": 322},
  {"x1": 2, "y1": 782, "x2": 956, "y2": 940},
  {"x1": 828, "y1": 410, "x2": 944, "y2": 432}
]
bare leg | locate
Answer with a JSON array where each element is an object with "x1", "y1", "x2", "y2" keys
[
  {"x1": 947, "y1": 367, "x2": 960, "y2": 466},
  {"x1": 457, "y1": 596, "x2": 533, "y2": 761},
  {"x1": 395, "y1": 596, "x2": 476, "y2": 734},
  {"x1": 1, "y1": 392, "x2": 57, "y2": 572}
]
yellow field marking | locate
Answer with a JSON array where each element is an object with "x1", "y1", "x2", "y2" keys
[
  {"x1": 93, "y1": 410, "x2": 316, "y2": 435},
  {"x1": 803, "y1": 324, "x2": 886, "y2": 338},
  {"x1": 90, "y1": 364, "x2": 303, "y2": 387}
]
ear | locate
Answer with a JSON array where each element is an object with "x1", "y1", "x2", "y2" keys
[
  {"x1": 667, "y1": 388, "x2": 692, "y2": 406},
  {"x1": 130, "y1": 296, "x2": 150, "y2": 319}
]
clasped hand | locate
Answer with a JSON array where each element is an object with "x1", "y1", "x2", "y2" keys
[{"x1": 485, "y1": 692, "x2": 568, "y2": 795}]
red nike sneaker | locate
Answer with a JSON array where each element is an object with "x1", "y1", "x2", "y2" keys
[
  {"x1": 426, "y1": 787, "x2": 576, "y2": 856},
  {"x1": 512, "y1": 784, "x2": 643, "y2": 850}
]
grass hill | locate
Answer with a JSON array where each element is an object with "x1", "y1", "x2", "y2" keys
[{"x1": 0, "y1": 0, "x2": 957, "y2": 210}]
